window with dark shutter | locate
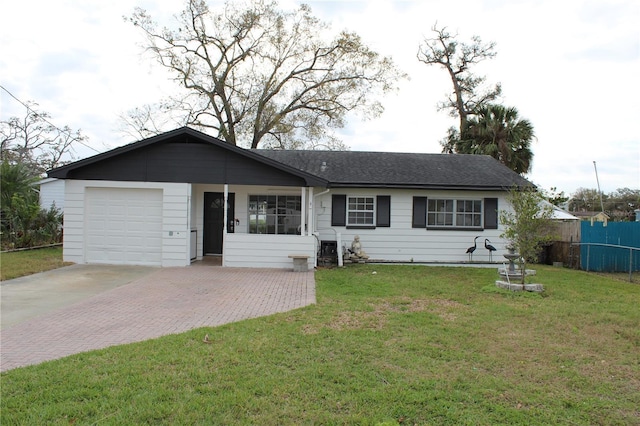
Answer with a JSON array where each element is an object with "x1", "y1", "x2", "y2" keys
[
  {"x1": 412, "y1": 196, "x2": 427, "y2": 228},
  {"x1": 331, "y1": 194, "x2": 346, "y2": 226},
  {"x1": 376, "y1": 195, "x2": 391, "y2": 227},
  {"x1": 484, "y1": 198, "x2": 498, "y2": 229}
]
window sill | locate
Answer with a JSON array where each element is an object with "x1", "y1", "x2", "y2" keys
[
  {"x1": 346, "y1": 225, "x2": 376, "y2": 230},
  {"x1": 426, "y1": 227, "x2": 484, "y2": 231}
]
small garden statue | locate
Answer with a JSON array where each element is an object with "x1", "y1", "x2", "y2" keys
[{"x1": 350, "y1": 235, "x2": 369, "y2": 260}]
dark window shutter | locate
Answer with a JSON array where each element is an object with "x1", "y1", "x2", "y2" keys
[
  {"x1": 484, "y1": 198, "x2": 498, "y2": 229},
  {"x1": 412, "y1": 196, "x2": 427, "y2": 228},
  {"x1": 376, "y1": 195, "x2": 391, "y2": 227},
  {"x1": 331, "y1": 194, "x2": 346, "y2": 226}
]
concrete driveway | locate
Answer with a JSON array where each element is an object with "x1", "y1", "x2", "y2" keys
[
  {"x1": 1, "y1": 264, "x2": 158, "y2": 329},
  {"x1": 0, "y1": 264, "x2": 315, "y2": 372}
]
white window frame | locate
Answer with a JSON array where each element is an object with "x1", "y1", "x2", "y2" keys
[
  {"x1": 347, "y1": 196, "x2": 375, "y2": 226},
  {"x1": 427, "y1": 198, "x2": 482, "y2": 228}
]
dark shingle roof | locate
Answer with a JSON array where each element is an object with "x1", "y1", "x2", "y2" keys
[
  {"x1": 47, "y1": 126, "x2": 532, "y2": 190},
  {"x1": 254, "y1": 150, "x2": 533, "y2": 190}
]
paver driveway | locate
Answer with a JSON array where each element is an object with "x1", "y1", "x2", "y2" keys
[{"x1": 0, "y1": 265, "x2": 315, "y2": 372}]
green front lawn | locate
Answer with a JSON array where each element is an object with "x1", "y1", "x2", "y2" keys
[
  {"x1": 0, "y1": 246, "x2": 70, "y2": 281},
  {"x1": 1, "y1": 265, "x2": 638, "y2": 425}
]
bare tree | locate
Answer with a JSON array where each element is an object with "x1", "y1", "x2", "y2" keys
[
  {"x1": 569, "y1": 187, "x2": 640, "y2": 221},
  {"x1": 126, "y1": 0, "x2": 406, "y2": 149},
  {"x1": 568, "y1": 188, "x2": 604, "y2": 213},
  {"x1": 118, "y1": 100, "x2": 190, "y2": 141},
  {"x1": 417, "y1": 24, "x2": 501, "y2": 145},
  {"x1": 606, "y1": 188, "x2": 640, "y2": 221},
  {"x1": 0, "y1": 103, "x2": 85, "y2": 175}
]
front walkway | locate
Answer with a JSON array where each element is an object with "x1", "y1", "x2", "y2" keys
[{"x1": 0, "y1": 266, "x2": 315, "y2": 372}]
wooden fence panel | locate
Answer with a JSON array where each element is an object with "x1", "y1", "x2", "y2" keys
[{"x1": 543, "y1": 222, "x2": 581, "y2": 268}]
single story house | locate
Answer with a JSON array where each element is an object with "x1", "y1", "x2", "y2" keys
[{"x1": 47, "y1": 127, "x2": 533, "y2": 269}]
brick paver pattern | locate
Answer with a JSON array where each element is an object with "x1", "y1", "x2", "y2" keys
[{"x1": 0, "y1": 266, "x2": 315, "y2": 372}]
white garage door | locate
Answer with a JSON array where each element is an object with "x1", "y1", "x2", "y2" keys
[{"x1": 85, "y1": 188, "x2": 163, "y2": 265}]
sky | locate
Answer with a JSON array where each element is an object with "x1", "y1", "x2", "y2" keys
[{"x1": 1, "y1": 0, "x2": 638, "y2": 197}]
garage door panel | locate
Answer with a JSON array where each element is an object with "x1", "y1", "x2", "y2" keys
[
  {"x1": 106, "y1": 235, "x2": 127, "y2": 246},
  {"x1": 85, "y1": 188, "x2": 163, "y2": 266},
  {"x1": 108, "y1": 205, "x2": 125, "y2": 214},
  {"x1": 128, "y1": 206, "x2": 145, "y2": 216},
  {"x1": 111, "y1": 222, "x2": 128, "y2": 232}
]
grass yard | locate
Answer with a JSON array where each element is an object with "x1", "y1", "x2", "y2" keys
[
  {"x1": 1, "y1": 264, "x2": 638, "y2": 425},
  {"x1": 0, "y1": 246, "x2": 71, "y2": 281}
]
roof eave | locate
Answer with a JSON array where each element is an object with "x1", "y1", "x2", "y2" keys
[{"x1": 327, "y1": 182, "x2": 533, "y2": 191}]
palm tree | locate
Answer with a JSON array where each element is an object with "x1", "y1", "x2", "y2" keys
[
  {"x1": 0, "y1": 161, "x2": 38, "y2": 209},
  {"x1": 460, "y1": 104, "x2": 535, "y2": 174},
  {"x1": 1, "y1": 161, "x2": 40, "y2": 248}
]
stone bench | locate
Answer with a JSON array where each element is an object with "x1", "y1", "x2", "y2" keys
[{"x1": 288, "y1": 255, "x2": 310, "y2": 272}]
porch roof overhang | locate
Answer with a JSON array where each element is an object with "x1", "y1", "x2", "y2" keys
[{"x1": 48, "y1": 127, "x2": 328, "y2": 188}]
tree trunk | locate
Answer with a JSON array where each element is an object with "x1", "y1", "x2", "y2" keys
[{"x1": 446, "y1": 66, "x2": 468, "y2": 135}]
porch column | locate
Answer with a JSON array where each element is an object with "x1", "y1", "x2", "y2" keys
[
  {"x1": 223, "y1": 184, "x2": 229, "y2": 234},
  {"x1": 301, "y1": 187, "x2": 306, "y2": 236},
  {"x1": 308, "y1": 187, "x2": 314, "y2": 235}
]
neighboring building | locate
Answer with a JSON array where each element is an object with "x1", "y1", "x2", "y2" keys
[
  {"x1": 571, "y1": 211, "x2": 611, "y2": 225},
  {"x1": 37, "y1": 178, "x2": 65, "y2": 211},
  {"x1": 541, "y1": 200, "x2": 579, "y2": 221},
  {"x1": 47, "y1": 127, "x2": 532, "y2": 268},
  {"x1": 590, "y1": 211, "x2": 610, "y2": 225}
]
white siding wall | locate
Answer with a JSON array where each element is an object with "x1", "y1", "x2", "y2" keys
[
  {"x1": 224, "y1": 234, "x2": 315, "y2": 268},
  {"x1": 62, "y1": 181, "x2": 85, "y2": 263},
  {"x1": 63, "y1": 180, "x2": 191, "y2": 267},
  {"x1": 161, "y1": 184, "x2": 192, "y2": 266},
  {"x1": 314, "y1": 188, "x2": 511, "y2": 263},
  {"x1": 62, "y1": 181, "x2": 513, "y2": 267},
  {"x1": 39, "y1": 179, "x2": 65, "y2": 210}
]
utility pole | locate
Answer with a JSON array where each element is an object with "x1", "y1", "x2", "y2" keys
[{"x1": 593, "y1": 161, "x2": 605, "y2": 212}]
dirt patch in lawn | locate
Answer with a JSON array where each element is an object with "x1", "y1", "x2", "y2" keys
[{"x1": 302, "y1": 297, "x2": 468, "y2": 334}]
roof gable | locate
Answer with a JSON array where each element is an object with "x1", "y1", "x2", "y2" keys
[{"x1": 48, "y1": 127, "x2": 327, "y2": 187}]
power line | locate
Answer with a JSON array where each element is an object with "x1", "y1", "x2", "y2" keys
[{"x1": 0, "y1": 84, "x2": 101, "y2": 153}]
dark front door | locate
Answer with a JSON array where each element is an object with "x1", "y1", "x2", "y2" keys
[{"x1": 204, "y1": 192, "x2": 235, "y2": 255}]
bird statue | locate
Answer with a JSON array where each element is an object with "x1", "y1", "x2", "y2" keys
[
  {"x1": 466, "y1": 236, "x2": 479, "y2": 261},
  {"x1": 484, "y1": 239, "x2": 497, "y2": 262}
]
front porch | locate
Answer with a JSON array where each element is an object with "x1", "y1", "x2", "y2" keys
[
  {"x1": 190, "y1": 183, "x2": 320, "y2": 270},
  {"x1": 223, "y1": 233, "x2": 316, "y2": 269}
]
